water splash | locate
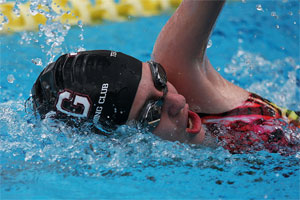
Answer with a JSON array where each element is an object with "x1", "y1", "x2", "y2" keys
[
  {"x1": 0, "y1": 101, "x2": 299, "y2": 183},
  {"x1": 16, "y1": 0, "x2": 81, "y2": 64},
  {"x1": 225, "y1": 48, "x2": 299, "y2": 110}
]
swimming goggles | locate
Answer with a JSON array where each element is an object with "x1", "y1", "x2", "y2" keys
[{"x1": 137, "y1": 61, "x2": 168, "y2": 131}]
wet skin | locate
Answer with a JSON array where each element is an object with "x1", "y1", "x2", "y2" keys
[{"x1": 128, "y1": 62, "x2": 205, "y2": 144}]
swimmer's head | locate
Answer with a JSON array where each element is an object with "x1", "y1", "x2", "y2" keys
[{"x1": 31, "y1": 50, "x2": 142, "y2": 132}]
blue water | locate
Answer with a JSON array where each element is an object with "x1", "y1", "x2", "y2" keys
[{"x1": 1, "y1": 1, "x2": 299, "y2": 199}]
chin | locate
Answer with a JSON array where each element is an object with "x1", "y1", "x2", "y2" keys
[{"x1": 185, "y1": 126, "x2": 206, "y2": 144}]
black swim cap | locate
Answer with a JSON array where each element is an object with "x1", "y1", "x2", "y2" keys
[{"x1": 31, "y1": 50, "x2": 142, "y2": 132}]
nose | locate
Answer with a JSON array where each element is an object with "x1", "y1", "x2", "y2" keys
[{"x1": 163, "y1": 92, "x2": 186, "y2": 117}]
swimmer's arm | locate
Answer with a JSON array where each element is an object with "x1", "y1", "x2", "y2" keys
[
  {"x1": 152, "y1": 0, "x2": 249, "y2": 113},
  {"x1": 153, "y1": 0, "x2": 225, "y2": 66}
]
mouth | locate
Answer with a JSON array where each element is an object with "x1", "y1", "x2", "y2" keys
[{"x1": 186, "y1": 110, "x2": 202, "y2": 134}]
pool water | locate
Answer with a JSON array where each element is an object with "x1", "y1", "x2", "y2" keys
[{"x1": 1, "y1": 0, "x2": 299, "y2": 199}]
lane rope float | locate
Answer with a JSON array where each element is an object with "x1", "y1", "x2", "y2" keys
[
  {"x1": 0, "y1": 0, "x2": 183, "y2": 34},
  {"x1": 0, "y1": 0, "x2": 240, "y2": 34}
]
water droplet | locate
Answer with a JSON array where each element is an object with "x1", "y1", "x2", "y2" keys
[
  {"x1": 32, "y1": 58, "x2": 43, "y2": 66},
  {"x1": 13, "y1": 2, "x2": 20, "y2": 17},
  {"x1": 256, "y1": 4, "x2": 263, "y2": 12},
  {"x1": 77, "y1": 47, "x2": 86, "y2": 52},
  {"x1": 275, "y1": 25, "x2": 280, "y2": 29},
  {"x1": 29, "y1": 1, "x2": 39, "y2": 16},
  {"x1": 288, "y1": 11, "x2": 293, "y2": 16},
  {"x1": 270, "y1": 11, "x2": 279, "y2": 19},
  {"x1": 207, "y1": 39, "x2": 212, "y2": 48},
  {"x1": 79, "y1": 33, "x2": 84, "y2": 40},
  {"x1": 2, "y1": 15, "x2": 9, "y2": 24},
  {"x1": 7, "y1": 74, "x2": 15, "y2": 83},
  {"x1": 78, "y1": 20, "x2": 83, "y2": 28}
]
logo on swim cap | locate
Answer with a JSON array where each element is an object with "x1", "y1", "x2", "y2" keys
[
  {"x1": 55, "y1": 89, "x2": 92, "y2": 118},
  {"x1": 93, "y1": 83, "x2": 109, "y2": 125}
]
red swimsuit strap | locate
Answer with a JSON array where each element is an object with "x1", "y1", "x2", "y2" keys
[{"x1": 198, "y1": 93, "x2": 299, "y2": 128}]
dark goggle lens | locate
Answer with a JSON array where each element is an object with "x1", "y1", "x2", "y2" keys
[
  {"x1": 148, "y1": 61, "x2": 167, "y2": 91},
  {"x1": 140, "y1": 99, "x2": 164, "y2": 131}
]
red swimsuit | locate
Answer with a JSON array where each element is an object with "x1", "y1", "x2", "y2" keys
[{"x1": 198, "y1": 93, "x2": 300, "y2": 155}]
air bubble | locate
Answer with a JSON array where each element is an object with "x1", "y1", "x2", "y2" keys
[{"x1": 7, "y1": 74, "x2": 15, "y2": 83}]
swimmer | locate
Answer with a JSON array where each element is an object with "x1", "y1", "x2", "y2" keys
[{"x1": 30, "y1": 0, "x2": 299, "y2": 154}]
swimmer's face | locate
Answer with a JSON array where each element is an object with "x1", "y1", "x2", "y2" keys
[{"x1": 128, "y1": 62, "x2": 205, "y2": 144}]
